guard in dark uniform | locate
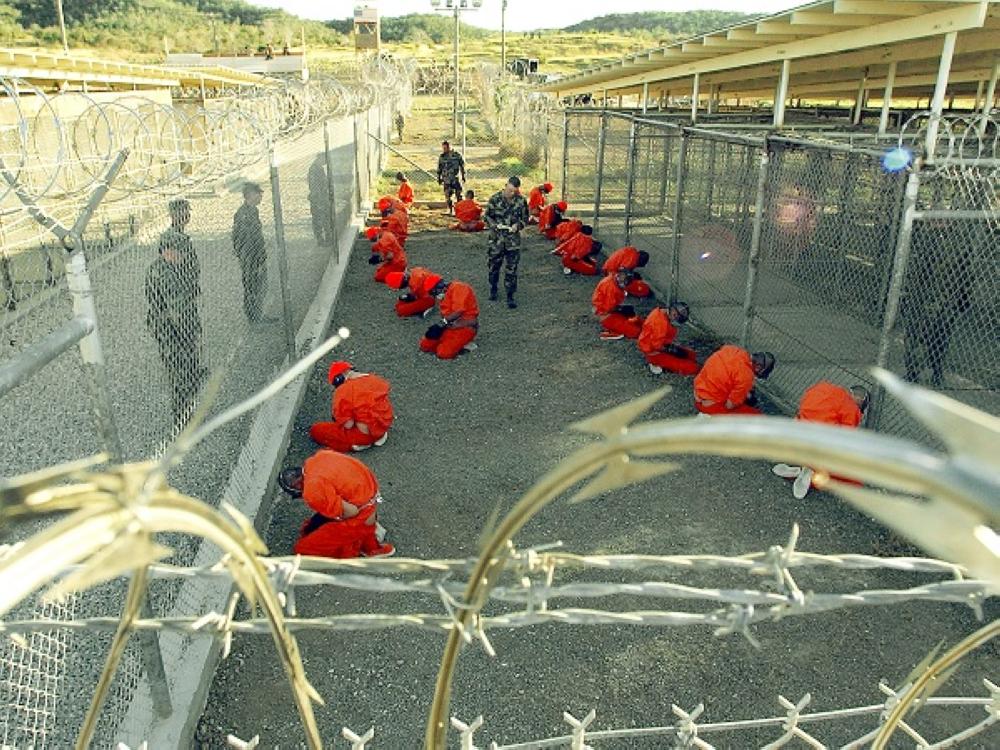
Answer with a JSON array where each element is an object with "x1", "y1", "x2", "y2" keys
[
  {"x1": 231, "y1": 182, "x2": 269, "y2": 322},
  {"x1": 484, "y1": 176, "x2": 530, "y2": 309},
  {"x1": 146, "y1": 206, "x2": 205, "y2": 429},
  {"x1": 436, "y1": 140, "x2": 466, "y2": 213}
]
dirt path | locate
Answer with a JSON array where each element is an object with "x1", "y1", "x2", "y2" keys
[{"x1": 197, "y1": 204, "x2": 996, "y2": 748}]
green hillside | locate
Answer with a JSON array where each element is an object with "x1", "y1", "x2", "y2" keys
[
  {"x1": 565, "y1": 10, "x2": 761, "y2": 36},
  {"x1": 0, "y1": 0, "x2": 345, "y2": 55}
]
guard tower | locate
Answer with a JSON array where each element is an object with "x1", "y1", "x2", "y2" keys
[{"x1": 354, "y1": 6, "x2": 381, "y2": 53}]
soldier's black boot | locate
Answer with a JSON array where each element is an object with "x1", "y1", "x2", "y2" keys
[
  {"x1": 489, "y1": 285, "x2": 498, "y2": 301},
  {"x1": 507, "y1": 293, "x2": 517, "y2": 309}
]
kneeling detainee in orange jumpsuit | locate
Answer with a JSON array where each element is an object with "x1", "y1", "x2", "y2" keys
[
  {"x1": 451, "y1": 190, "x2": 485, "y2": 232},
  {"x1": 419, "y1": 280, "x2": 479, "y2": 359},
  {"x1": 528, "y1": 182, "x2": 553, "y2": 220},
  {"x1": 366, "y1": 226, "x2": 407, "y2": 284},
  {"x1": 693, "y1": 345, "x2": 775, "y2": 415},
  {"x1": 638, "y1": 303, "x2": 699, "y2": 376},
  {"x1": 592, "y1": 269, "x2": 643, "y2": 340},
  {"x1": 773, "y1": 382, "x2": 870, "y2": 498},
  {"x1": 386, "y1": 267, "x2": 444, "y2": 318},
  {"x1": 552, "y1": 218, "x2": 583, "y2": 244},
  {"x1": 378, "y1": 195, "x2": 408, "y2": 215},
  {"x1": 278, "y1": 450, "x2": 394, "y2": 558},
  {"x1": 603, "y1": 246, "x2": 652, "y2": 298},
  {"x1": 539, "y1": 201, "x2": 568, "y2": 239},
  {"x1": 309, "y1": 361, "x2": 394, "y2": 452},
  {"x1": 556, "y1": 225, "x2": 603, "y2": 276}
]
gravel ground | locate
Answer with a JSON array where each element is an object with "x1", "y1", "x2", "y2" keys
[{"x1": 198, "y1": 209, "x2": 997, "y2": 749}]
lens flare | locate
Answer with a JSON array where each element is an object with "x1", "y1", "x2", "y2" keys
[{"x1": 882, "y1": 147, "x2": 913, "y2": 173}]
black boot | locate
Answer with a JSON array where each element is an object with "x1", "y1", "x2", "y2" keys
[
  {"x1": 489, "y1": 285, "x2": 498, "y2": 301},
  {"x1": 507, "y1": 294, "x2": 517, "y2": 309}
]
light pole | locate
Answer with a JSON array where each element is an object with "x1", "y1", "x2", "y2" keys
[
  {"x1": 431, "y1": 0, "x2": 483, "y2": 139},
  {"x1": 501, "y1": 0, "x2": 507, "y2": 75},
  {"x1": 54, "y1": 0, "x2": 69, "y2": 53}
]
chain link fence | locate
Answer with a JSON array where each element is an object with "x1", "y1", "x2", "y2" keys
[
  {"x1": 557, "y1": 109, "x2": 998, "y2": 434},
  {"x1": 0, "y1": 65, "x2": 402, "y2": 748}
]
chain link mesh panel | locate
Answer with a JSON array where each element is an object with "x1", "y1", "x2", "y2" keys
[
  {"x1": 745, "y1": 140, "x2": 907, "y2": 413},
  {"x1": 878, "y1": 164, "x2": 999, "y2": 439}
]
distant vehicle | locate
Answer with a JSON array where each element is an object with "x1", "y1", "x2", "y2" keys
[{"x1": 507, "y1": 57, "x2": 539, "y2": 79}]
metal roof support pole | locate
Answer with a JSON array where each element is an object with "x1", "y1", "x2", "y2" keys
[
  {"x1": 878, "y1": 61, "x2": 897, "y2": 137},
  {"x1": 773, "y1": 59, "x2": 790, "y2": 129},
  {"x1": 690, "y1": 73, "x2": 700, "y2": 125},
  {"x1": 925, "y1": 31, "x2": 957, "y2": 165},
  {"x1": 641, "y1": 81, "x2": 649, "y2": 114},
  {"x1": 852, "y1": 69, "x2": 869, "y2": 126},
  {"x1": 977, "y1": 58, "x2": 999, "y2": 138}
]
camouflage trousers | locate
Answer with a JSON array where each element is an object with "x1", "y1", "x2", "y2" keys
[{"x1": 487, "y1": 231, "x2": 521, "y2": 295}]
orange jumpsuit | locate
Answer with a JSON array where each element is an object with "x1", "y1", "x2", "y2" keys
[
  {"x1": 592, "y1": 275, "x2": 642, "y2": 339},
  {"x1": 397, "y1": 181, "x2": 414, "y2": 206},
  {"x1": 371, "y1": 230, "x2": 407, "y2": 283},
  {"x1": 557, "y1": 232, "x2": 599, "y2": 276},
  {"x1": 378, "y1": 196, "x2": 408, "y2": 214},
  {"x1": 603, "y1": 247, "x2": 652, "y2": 298},
  {"x1": 381, "y1": 209, "x2": 409, "y2": 243},
  {"x1": 796, "y1": 381, "x2": 864, "y2": 487},
  {"x1": 310, "y1": 374, "x2": 394, "y2": 451},
  {"x1": 395, "y1": 266, "x2": 442, "y2": 318},
  {"x1": 528, "y1": 186, "x2": 548, "y2": 217},
  {"x1": 693, "y1": 344, "x2": 760, "y2": 415},
  {"x1": 294, "y1": 450, "x2": 390, "y2": 558},
  {"x1": 452, "y1": 198, "x2": 485, "y2": 232},
  {"x1": 420, "y1": 281, "x2": 479, "y2": 359},
  {"x1": 538, "y1": 204, "x2": 564, "y2": 238},
  {"x1": 553, "y1": 219, "x2": 583, "y2": 244},
  {"x1": 638, "y1": 308, "x2": 699, "y2": 375}
]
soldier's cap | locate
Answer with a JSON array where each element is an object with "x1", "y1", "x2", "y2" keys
[
  {"x1": 385, "y1": 271, "x2": 407, "y2": 289},
  {"x1": 543, "y1": 182, "x2": 554, "y2": 192},
  {"x1": 556, "y1": 201, "x2": 568, "y2": 211},
  {"x1": 507, "y1": 175, "x2": 521, "y2": 188},
  {"x1": 328, "y1": 360, "x2": 352, "y2": 384},
  {"x1": 242, "y1": 182, "x2": 263, "y2": 196},
  {"x1": 158, "y1": 228, "x2": 183, "y2": 253},
  {"x1": 365, "y1": 226, "x2": 380, "y2": 241},
  {"x1": 752, "y1": 351, "x2": 776, "y2": 379},
  {"x1": 168, "y1": 198, "x2": 190, "y2": 213},
  {"x1": 670, "y1": 302, "x2": 690, "y2": 325}
]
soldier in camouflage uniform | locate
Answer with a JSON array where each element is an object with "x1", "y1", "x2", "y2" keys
[
  {"x1": 146, "y1": 199, "x2": 206, "y2": 428},
  {"x1": 232, "y1": 182, "x2": 269, "y2": 323},
  {"x1": 484, "y1": 176, "x2": 530, "y2": 309},
  {"x1": 436, "y1": 140, "x2": 466, "y2": 213}
]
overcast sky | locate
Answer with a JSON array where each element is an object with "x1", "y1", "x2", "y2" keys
[{"x1": 258, "y1": 1, "x2": 805, "y2": 32}]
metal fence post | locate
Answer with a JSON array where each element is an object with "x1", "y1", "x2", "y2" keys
[
  {"x1": 268, "y1": 145, "x2": 297, "y2": 360},
  {"x1": 353, "y1": 114, "x2": 363, "y2": 215},
  {"x1": 667, "y1": 130, "x2": 689, "y2": 303},
  {"x1": 658, "y1": 129, "x2": 673, "y2": 214},
  {"x1": 869, "y1": 167, "x2": 922, "y2": 427},
  {"x1": 543, "y1": 115, "x2": 551, "y2": 183},
  {"x1": 592, "y1": 112, "x2": 609, "y2": 233},
  {"x1": 59, "y1": 151, "x2": 174, "y2": 720},
  {"x1": 560, "y1": 109, "x2": 570, "y2": 200},
  {"x1": 623, "y1": 119, "x2": 639, "y2": 244},
  {"x1": 740, "y1": 144, "x2": 771, "y2": 348},
  {"x1": 323, "y1": 120, "x2": 340, "y2": 265},
  {"x1": 705, "y1": 137, "x2": 718, "y2": 218}
]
